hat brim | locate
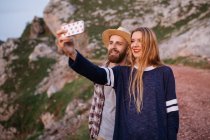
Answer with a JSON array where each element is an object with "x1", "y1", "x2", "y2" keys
[{"x1": 102, "y1": 29, "x2": 131, "y2": 48}]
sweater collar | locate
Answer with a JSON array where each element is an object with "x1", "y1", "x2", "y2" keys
[{"x1": 134, "y1": 65, "x2": 155, "y2": 71}]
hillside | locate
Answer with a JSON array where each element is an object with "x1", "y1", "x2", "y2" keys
[
  {"x1": 44, "y1": 0, "x2": 210, "y2": 59},
  {"x1": 0, "y1": 0, "x2": 210, "y2": 139}
]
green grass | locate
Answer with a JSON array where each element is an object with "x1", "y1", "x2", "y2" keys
[
  {"x1": 25, "y1": 76, "x2": 93, "y2": 140},
  {"x1": 4, "y1": 94, "x2": 48, "y2": 140},
  {"x1": 2, "y1": 75, "x2": 93, "y2": 140},
  {"x1": 164, "y1": 56, "x2": 210, "y2": 69},
  {"x1": 160, "y1": 0, "x2": 170, "y2": 5},
  {"x1": 152, "y1": 25, "x2": 174, "y2": 42},
  {"x1": 21, "y1": 23, "x2": 31, "y2": 39}
]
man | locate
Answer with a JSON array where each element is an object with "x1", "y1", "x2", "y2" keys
[
  {"x1": 88, "y1": 27, "x2": 131, "y2": 140},
  {"x1": 56, "y1": 26, "x2": 131, "y2": 140}
]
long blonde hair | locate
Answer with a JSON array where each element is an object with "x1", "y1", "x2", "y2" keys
[{"x1": 129, "y1": 27, "x2": 162, "y2": 113}]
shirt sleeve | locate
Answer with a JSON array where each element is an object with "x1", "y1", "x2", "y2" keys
[
  {"x1": 68, "y1": 51, "x2": 115, "y2": 87},
  {"x1": 164, "y1": 67, "x2": 179, "y2": 140}
]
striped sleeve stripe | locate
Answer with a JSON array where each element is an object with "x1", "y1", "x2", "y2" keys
[
  {"x1": 107, "y1": 68, "x2": 111, "y2": 85},
  {"x1": 107, "y1": 67, "x2": 114, "y2": 87},
  {"x1": 166, "y1": 99, "x2": 177, "y2": 106},
  {"x1": 167, "y1": 106, "x2": 179, "y2": 113},
  {"x1": 101, "y1": 67, "x2": 114, "y2": 87},
  {"x1": 101, "y1": 67, "x2": 111, "y2": 86}
]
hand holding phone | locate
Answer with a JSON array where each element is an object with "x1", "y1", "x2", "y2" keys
[{"x1": 61, "y1": 20, "x2": 84, "y2": 37}]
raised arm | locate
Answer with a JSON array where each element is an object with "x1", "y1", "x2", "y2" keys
[
  {"x1": 56, "y1": 28, "x2": 114, "y2": 86},
  {"x1": 56, "y1": 29, "x2": 77, "y2": 60}
]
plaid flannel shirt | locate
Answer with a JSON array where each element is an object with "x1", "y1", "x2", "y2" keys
[{"x1": 88, "y1": 62, "x2": 109, "y2": 139}]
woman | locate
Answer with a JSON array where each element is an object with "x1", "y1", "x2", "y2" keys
[{"x1": 56, "y1": 27, "x2": 179, "y2": 140}]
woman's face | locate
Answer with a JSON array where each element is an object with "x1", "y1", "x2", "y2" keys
[{"x1": 131, "y1": 31, "x2": 143, "y2": 59}]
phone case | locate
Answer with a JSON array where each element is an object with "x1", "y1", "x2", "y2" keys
[{"x1": 61, "y1": 20, "x2": 84, "y2": 37}]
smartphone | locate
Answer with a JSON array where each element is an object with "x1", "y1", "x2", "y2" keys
[{"x1": 61, "y1": 20, "x2": 85, "y2": 37}]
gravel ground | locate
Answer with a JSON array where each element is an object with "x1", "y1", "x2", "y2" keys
[{"x1": 171, "y1": 65, "x2": 210, "y2": 140}]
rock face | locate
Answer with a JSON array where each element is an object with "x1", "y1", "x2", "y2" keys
[
  {"x1": 40, "y1": 112, "x2": 56, "y2": 130},
  {"x1": 159, "y1": 17, "x2": 210, "y2": 59},
  {"x1": 43, "y1": 0, "x2": 210, "y2": 59},
  {"x1": 122, "y1": 0, "x2": 207, "y2": 29},
  {"x1": 0, "y1": 91, "x2": 18, "y2": 122},
  {"x1": 35, "y1": 55, "x2": 77, "y2": 97},
  {"x1": 0, "y1": 58, "x2": 7, "y2": 86},
  {"x1": 43, "y1": 0, "x2": 76, "y2": 36},
  {"x1": 0, "y1": 124, "x2": 17, "y2": 140},
  {"x1": 0, "y1": 39, "x2": 21, "y2": 140},
  {"x1": 0, "y1": 91, "x2": 18, "y2": 140},
  {"x1": 0, "y1": 39, "x2": 19, "y2": 86},
  {"x1": 39, "y1": 99, "x2": 91, "y2": 140},
  {"x1": 29, "y1": 43, "x2": 55, "y2": 62},
  {"x1": 30, "y1": 17, "x2": 46, "y2": 39},
  {"x1": 28, "y1": 43, "x2": 75, "y2": 97}
]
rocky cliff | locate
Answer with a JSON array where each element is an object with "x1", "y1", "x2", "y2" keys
[
  {"x1": 0, "y1": 16, "x2": 89, "y2": 139},
  {"x1": 0, "y1": 0, "x2": 210, "y2": 139},
  {"x1": 44, "y1": 0, "x2": 210, "y2": 59}
]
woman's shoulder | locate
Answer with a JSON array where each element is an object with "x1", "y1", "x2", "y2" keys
[
  {"x1": 156, "y1": 65, "x2": 174, "y2": 75},
  {"x1": 157, "y1": 65, "x2": 172, "y2": 70}
]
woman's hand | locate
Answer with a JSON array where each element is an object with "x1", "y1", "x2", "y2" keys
[{"x1": 56, "y1": 29, "x2": 77, "y2": 60}]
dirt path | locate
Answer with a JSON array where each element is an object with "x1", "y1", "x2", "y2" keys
[{"x1": 171, "y1": 65, "x2": 210, "y2": 140}]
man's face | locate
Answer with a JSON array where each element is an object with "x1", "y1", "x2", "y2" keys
[{"x1": 107, "y1": 35, "x2": 128, "y2": 63}]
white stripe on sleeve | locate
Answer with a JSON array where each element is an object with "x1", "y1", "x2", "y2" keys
[
  {"x1": 167, "y1": 106, "x2": 179, "y2": 113},
  {"x1": 166, "y1": 99, "x2": 177, "y2": 106},
  {"x1": 101, "y1": 67, "x2": 110, "y2": 86},
  {"x1": 107, "y1": 67, "x2": 114, "y2": 87}
]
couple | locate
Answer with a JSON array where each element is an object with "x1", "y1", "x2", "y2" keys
[{"x1": 56, "y1": 26, "x2": 179, "y2": 140}]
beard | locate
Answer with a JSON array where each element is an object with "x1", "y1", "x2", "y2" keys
[{"x1": 108, "y1": 48, "x2": 127, "y2": 63}]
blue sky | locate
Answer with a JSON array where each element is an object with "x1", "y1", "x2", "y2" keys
[{"x1": 0, "y1": 0, "x2": 49, "y2": 41}]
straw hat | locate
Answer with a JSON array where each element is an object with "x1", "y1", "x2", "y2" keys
[{"x1": 102, "y1": 27, "x2": 131, "y2": 47}]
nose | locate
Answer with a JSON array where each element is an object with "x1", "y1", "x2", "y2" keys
[
  {"x1": 132, "y1": 41, "x2": 138, "y2": 48},
  {"x1": 108, "y1": 43, "x2": 115, "y2": 51},
  {"x1": 110, "y1": 43, "x2": 117, "y2": 49}
]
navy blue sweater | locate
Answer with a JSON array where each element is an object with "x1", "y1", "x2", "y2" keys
[{"x1": 69, "y1": 52, "x2": 179, "y2": 140}]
